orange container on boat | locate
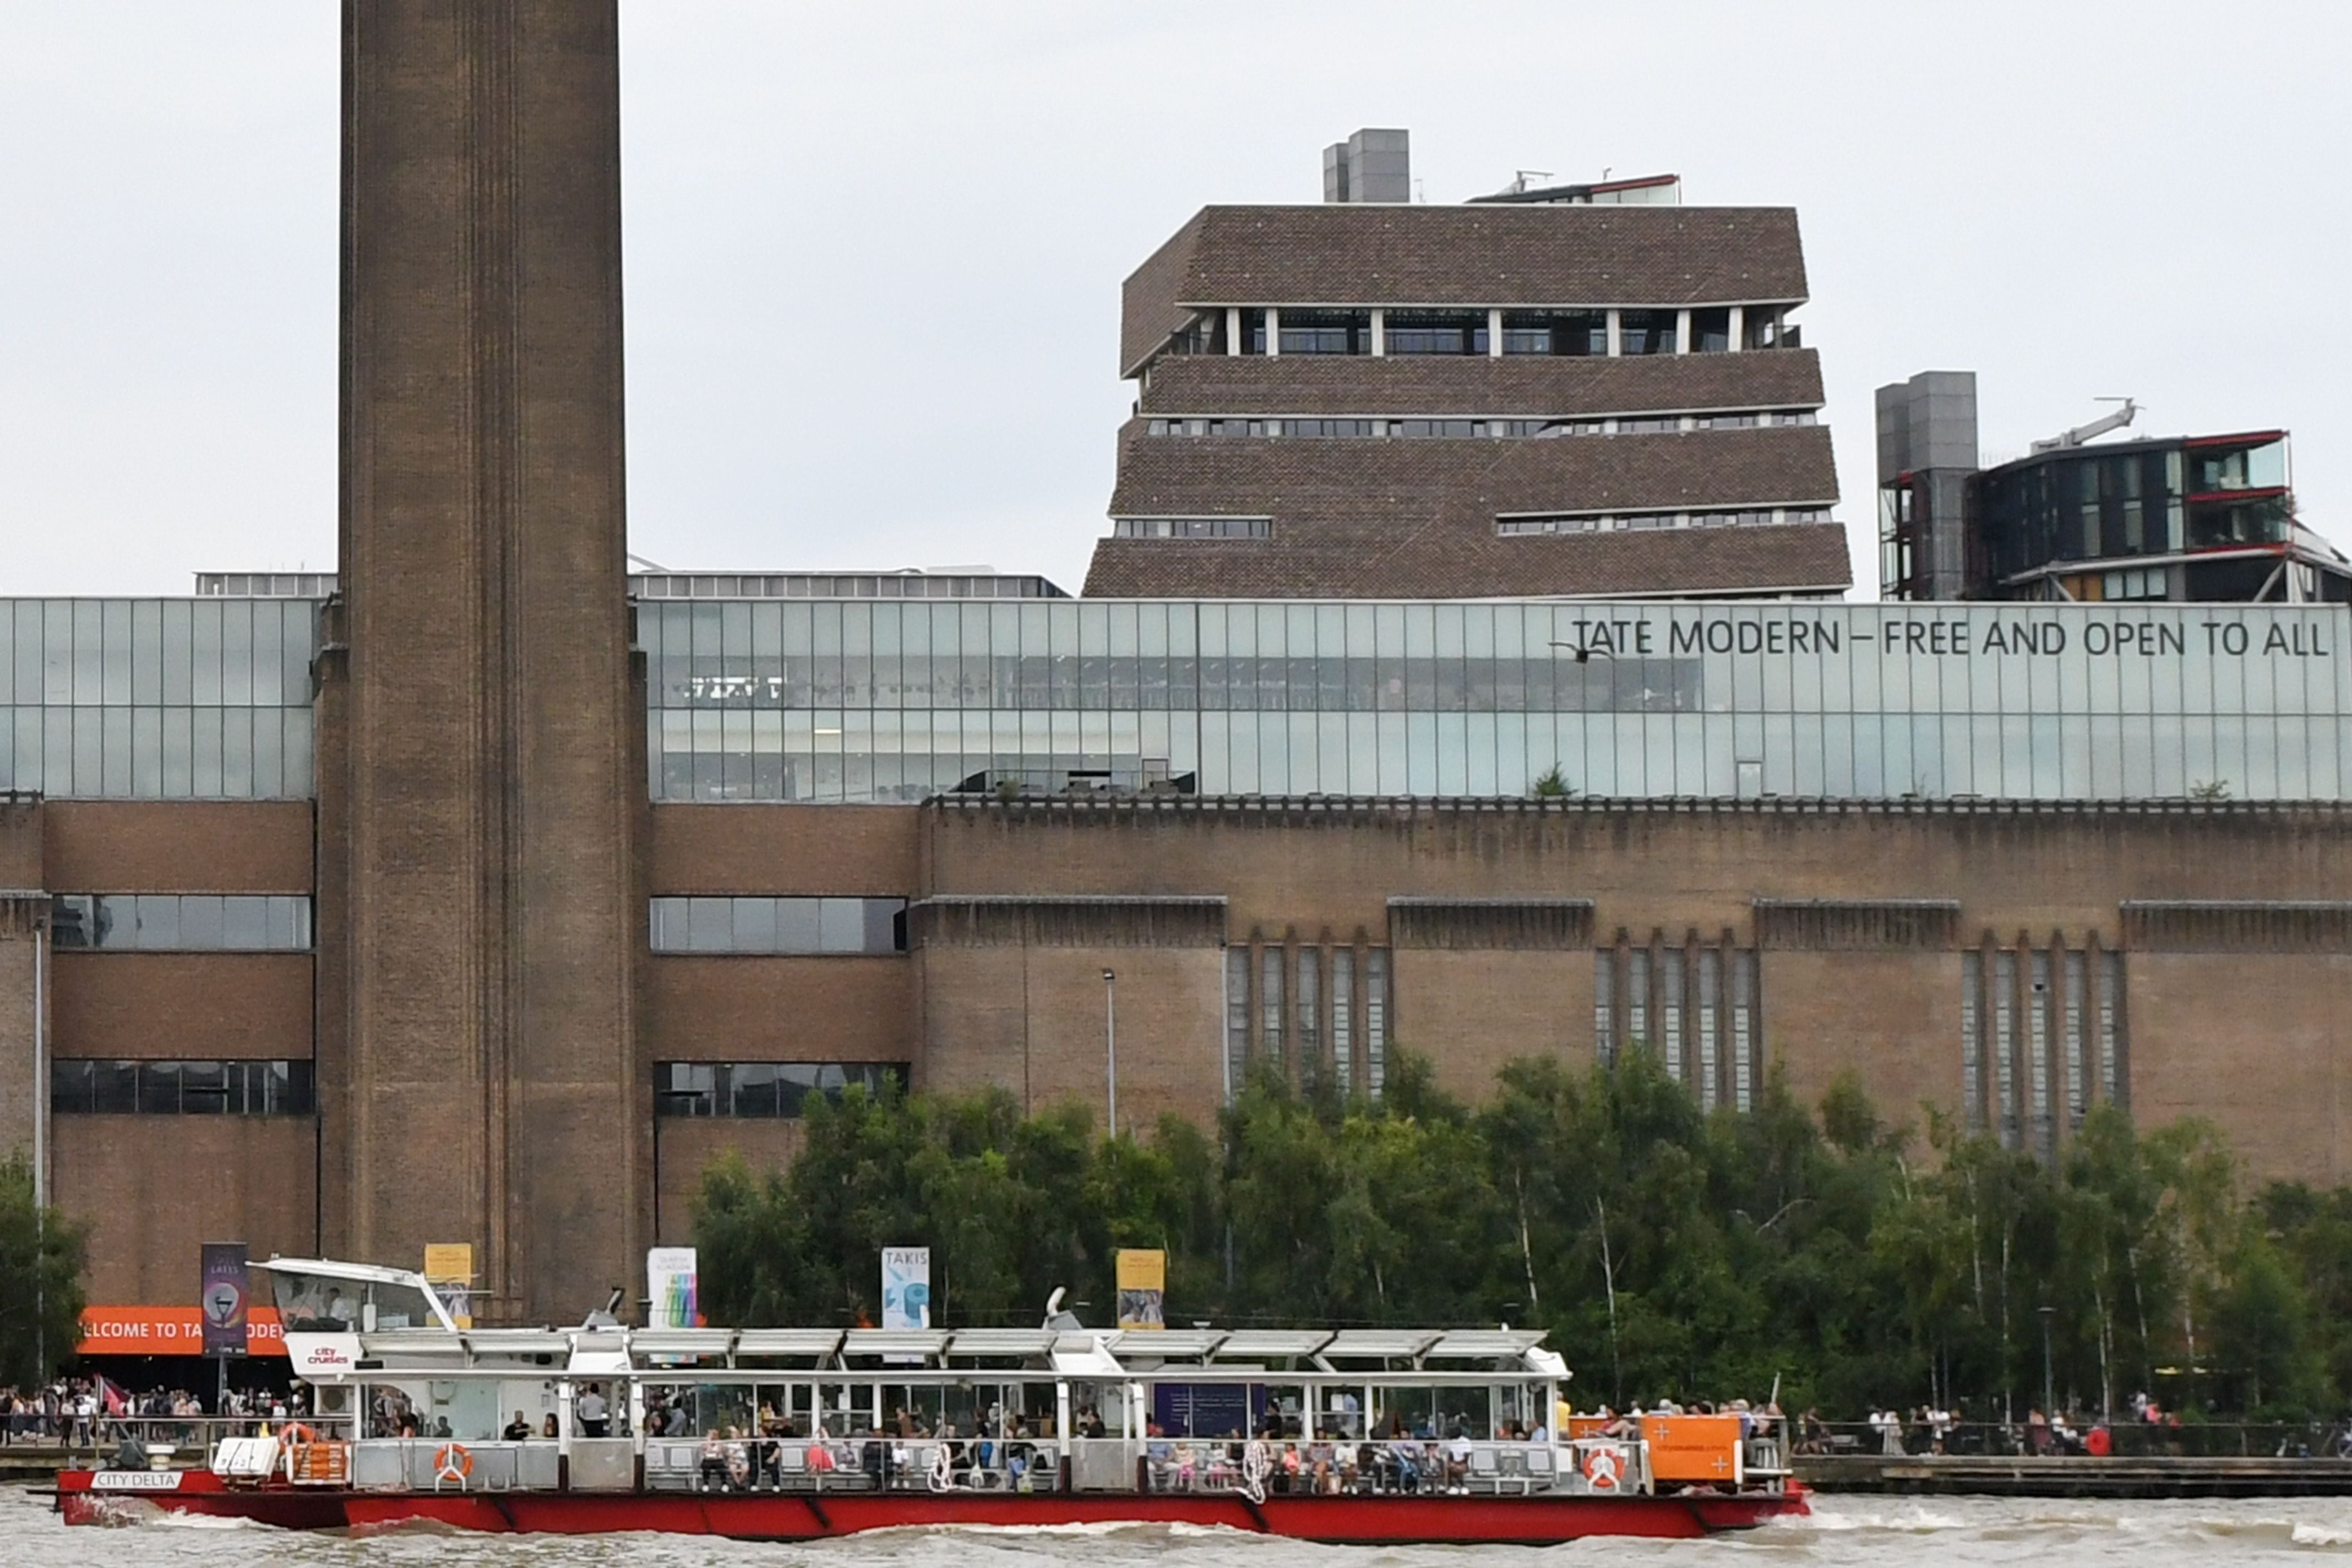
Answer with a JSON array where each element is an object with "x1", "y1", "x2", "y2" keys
[{"x1": 1640, "y1": 1414, "x2": 1743, "y2": 1484}]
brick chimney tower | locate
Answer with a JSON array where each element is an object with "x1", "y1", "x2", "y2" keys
[{"x1": 315, "y1": 2, "x2": 644, "y2": 1325}]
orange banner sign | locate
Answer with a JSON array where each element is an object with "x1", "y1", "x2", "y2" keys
[{"x1": 78, "y1": 1305, "x2": 286, "y2": 1357}]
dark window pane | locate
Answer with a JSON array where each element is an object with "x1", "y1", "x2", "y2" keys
[
  {"x1": 91, "y1": 1061, "x2": 138, "y2": 1113},
  {"x1": 181, "y1": 1061, "x2": 231, "y2": 1114},
  {"x1": 137, "y1": 1061, "x2": 182, "y2": 1114},
  {"x1": 730, "y1": 1063, "x2": 780, "y2": 1117},
  {"x1": 50, "y1": 1059, "x2": 95, "y2": 1113}
]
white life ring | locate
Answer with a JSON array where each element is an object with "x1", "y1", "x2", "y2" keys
[
  {"x1": 928, "y1": 1442, "x2": 955, "y2": 1493},
  {"x1": 1581, "y1": 1442, "x2": 1625, "y2": 1491},
  {"x1": 1240, "y1": 1439, "x2": 1272, "y2": 1504}
]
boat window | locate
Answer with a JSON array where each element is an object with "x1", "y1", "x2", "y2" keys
[{"x1": 271, "y1": 1270, "x2": 440, "y2": 1332}]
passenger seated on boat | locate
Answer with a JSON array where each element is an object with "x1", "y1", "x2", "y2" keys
[
  {"x1": 541, "y1": 1414, "x2": 558, "y2": 1439},
  {"x1": 1444, "y1": 1425, "x2": 1473, "y2": 1492},
  {"x1": 725, "y1": 1427, "x2": 752, "y2": 1489},
  {"x1": 1173, "y1": 1442, "x2": 1196, "y2": 1490},
  {"x1": 698, "y1": 1430, "x2": 729, "y2": 1491},
  {"x1": 503, "y1": 1412, "x2": 532, "y2": 1441}
]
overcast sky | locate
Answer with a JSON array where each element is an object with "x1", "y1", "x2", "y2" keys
[{"x1": 3, "y1": 1, "x2": 2346, "y2": 598}]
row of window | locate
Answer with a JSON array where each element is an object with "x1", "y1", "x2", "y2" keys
[
  {"x1": 1595, "y1": 947, "x2": 1762, "y2": 1114},
  {"x1": 654, "y1": 1061, "x2": 908, "y2": 1118},
  {"x1": 1962, "y1": 945, "x2": 2126, "y2": 1159},
  {"x1": 631, "y1": 573, "x2": 1064, "y2": 601},
  {"x1": 649, "y1": 896, "x2": 907, "y2": 955},
  {"x1": 1112, "y1": 518, "x2": 1272, "y2": 540},
  {"x1": 1497, "y1": 508, "x2": 1832, "y2": 537},
  {"x1": 1225, "y1": 943, "x2": 1390, "y2": 1098},
  {"x1": 52, "y1": 894, "x2": 314, "y2": 951},
  {"x1": 1142, "y1": 411, "x2": 1819, "y2": 440},
  {"x1": 1163, "y1": 307, "x2": 1793, "y2": 359},
  {"x1": 51, "y1": 1059, "x2": 315, "y2": 1115},
  {"x1": 0, "y1": 597, "x2": 318, "y2": 711},
  {"x1": 0, "y1": 706, "x2": 315, "y2": 801}
]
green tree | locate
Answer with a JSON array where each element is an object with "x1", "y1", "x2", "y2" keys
[
  {"x1": 0, "y1": 1151, "x2": 85, "y2": 1388},
  {"x1": 685, "y1": 1051, "x2": 2343, "y2": 1420}
]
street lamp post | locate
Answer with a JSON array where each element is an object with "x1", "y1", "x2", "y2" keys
[
  {"x1": 2038, "y1": 1304, "x2": 2057, "y2": 1418},
  {"x1": 1101, "y1": 968, "x2": 1118, "y2": 1139}
]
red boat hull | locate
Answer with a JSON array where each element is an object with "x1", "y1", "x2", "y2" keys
[{"x1": 56, "y1": 1469, "x2": 1806, "y2": 1542}]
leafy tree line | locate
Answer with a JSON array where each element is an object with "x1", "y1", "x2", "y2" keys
[
  {"x1": 685, "y1": 1050, "x2": 2349, "y2": 1420},
  {"x1": 0, "y1": 1151, "x2": 88, "y2": 1389}
]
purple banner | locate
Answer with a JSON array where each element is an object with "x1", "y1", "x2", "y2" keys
[{"x1": 199, "y1": 1243, "x2": 249, "y2": 1358}]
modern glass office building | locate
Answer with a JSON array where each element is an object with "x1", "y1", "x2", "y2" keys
[{"x1": 6, "y1": 594, "x2": 2349, "y2": 807}]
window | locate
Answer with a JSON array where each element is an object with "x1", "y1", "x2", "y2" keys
[
  {"x1": 1593, "y1": 950, "x2": 1615, "y2": 1065},
  {"x1": 1297, "y1": 948, "x2": 1320, "y2": 1091},
  {"x1": 1627, "y1": 948, "x2": 1650, "y2": 1049},
  {"x1": 1961, "y1": 950, "x2": 1984, "y2": 1134},
  {"x1": 1973, "y1": 940, "x2": 2119, "y2": 1153},
  {"x1": 2099, "y1": 951, "x2": 2126, "y2": 1109},
  {"x1": 1991, "y1": 950, "x2": 2017, "y2": 1146},
  {"x1": 1695, "y1": 949, "x2": 1721, "y2": 1109},
  {"x1": 652, "y1": 1061, "x2": 907, "y2": 1118},
  {"x1": 649, "y1": 896, "x2": 906, "y2": 954},
  {"x1": 1331, "y1": 949, "x2": 1354, "y2": 1095},
  {"x1": 52, "y1": 1059, "x2": 313, "y2": 1115},
  {"x1": 1226, "y1": 948, "x2": 1250, "y2": 1097},
  {"x1": 1617, "y1": 309, "x2": 1678, "y2": 355},
  {"x1": 1273, "y1": 310, "x2": 1371, "y2": 355},
  {"x1": 2064, "y1": 949, "x2": 2087, "y2": 1126},
  {"x1": 1364, "y1": 949, "x2": 1389, "y2": 1097},
  {"x1": 1384, "y1": 311, "x2": 1489, "y2": 355},
  {"x1": 1500, "y1": 310, "x2": 1605, "y2": 356},
  {"x1": 1113, "y1": 517, "x2": 1270, "y2": 540},
  {"x1": 2103, "y1": 567, "x2": 2166, "y2": 600},
  {"x1": 1689, "y1": 307, "x2": 1731, "y2": 353},
  {"x1": 51, "y1": 894, "x2": 312, "y2": 951},
  {"x1": 1498, "y1": 507, "x2": 1817, "y2": 536},
  {"x1": 1731, "y1": 950, "x2": 1757, "y2": 1113},
  {"x1": 1659, "y1": 950, "x2": 1685, "y2": 1082},
  {"x1": 1260, "y1": 947, "x2": 1284, "y2": 1069}
]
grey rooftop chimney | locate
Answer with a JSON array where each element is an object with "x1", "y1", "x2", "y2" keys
[{"x1": 1322, "y1": 128, "x2": 1409, "y2": 203}]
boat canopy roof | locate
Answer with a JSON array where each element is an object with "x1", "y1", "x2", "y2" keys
[{"x1": 318, "y1": 1321, "x2": 1561, "y2": 1379}]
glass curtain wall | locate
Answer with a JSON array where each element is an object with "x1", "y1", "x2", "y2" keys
[
  {"x1": 0, "y1": 598, "x2": 318, "y2": 799},
  {"x1": 640, "y1": 600, "x2": 2352, "y2": 805}
]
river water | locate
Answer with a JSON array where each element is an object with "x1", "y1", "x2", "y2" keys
[{"x1": 10, "y1": 1486, "x2": 2352, "y2": 1564}]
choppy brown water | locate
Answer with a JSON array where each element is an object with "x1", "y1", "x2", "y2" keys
[{"x1": 12, "y1": 1484, "x2": 2352, "y2": 1563}]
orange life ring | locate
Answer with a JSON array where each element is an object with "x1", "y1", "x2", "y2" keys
[
  {"x1": 434, "y1": 1442, "x2": 475, "y2": 1479},
  {"x1": 1581, "y1": 1442, "x2": 1625, "y2": 1490},
  {"x1": 279, "y1": 1423, "x2": 317, "y2": 1447}
]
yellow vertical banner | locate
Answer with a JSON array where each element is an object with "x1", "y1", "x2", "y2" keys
[{"x1": 1115, "y1": 1248, "x2": 1166, "y2": 1329}]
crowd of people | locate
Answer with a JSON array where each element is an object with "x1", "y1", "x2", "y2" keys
[
  {"x1": 0, "y1": 1379, "x2": 307, "y2": 1447},
  {"x1": 1782, "y1": 1391, "x2": 2349, "y2": 1458}
]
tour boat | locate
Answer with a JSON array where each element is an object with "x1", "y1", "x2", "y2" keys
[{"x1": 56, "y1": 1257, "x2": 1805, "y2": 1542}]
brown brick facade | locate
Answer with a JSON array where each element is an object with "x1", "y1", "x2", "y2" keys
[{"x1": 319, "y1": 0, "x2": 641, "y2": 1325}]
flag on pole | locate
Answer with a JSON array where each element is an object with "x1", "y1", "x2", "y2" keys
[{"x1": 95, "y1": 1375, "x2": 126, "y2": 1418}]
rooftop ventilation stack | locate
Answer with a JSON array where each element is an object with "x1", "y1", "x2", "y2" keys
[{"x1": 1322, "y1": 128, "x2": 1409, "y2": 203}]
